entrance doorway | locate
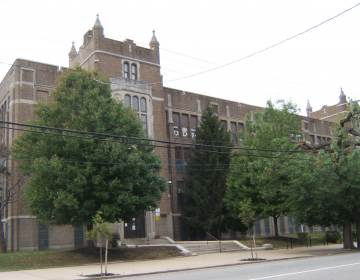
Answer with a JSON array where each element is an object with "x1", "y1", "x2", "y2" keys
[{"x1": 124, "y1": 212, "x2": 146, "y2": 238}]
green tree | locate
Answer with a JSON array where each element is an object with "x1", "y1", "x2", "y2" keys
[
  {"x1": 11, "y1": 67, "x2": 166, "y2": 244},
  {"x1": 182, "y1": 104, "x2": 236, "y2": 239},
  {"x1": 284, "y1": 103, "x2": 360, "y2": 249},
  {"x1": 225, "y1": 100, "x2": 301, "y2": 237},
  {"x1": 86, "y1": 211, "x2": 112, "y2": 276}
]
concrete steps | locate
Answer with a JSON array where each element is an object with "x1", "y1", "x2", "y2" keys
[{"x1": 180, "y1": 241, "x2": 244, "y2": 254}]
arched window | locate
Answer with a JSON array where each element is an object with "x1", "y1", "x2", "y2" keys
[
  {"x1": 131, "y1": 64, "x2": 137, "y2": 80},
  {"x1": 133, "y1": 96, "x2": 139, "y2": 111},
  {"x1": 124, "y1": 62, "x2": 129, "y2": 78},
  {"x1": 125, "y1": 95, "x2": 131, "y2": 108},
  {"x1": 140, "y1": 98, "x2": 146, "y2": 112}
]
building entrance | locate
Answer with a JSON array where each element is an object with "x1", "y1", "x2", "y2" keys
[{"x1": 124, "y1": 212, "x2": 146, "y2": 238}]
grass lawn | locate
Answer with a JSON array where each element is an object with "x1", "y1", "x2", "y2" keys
[{"x1": 0, "y1": 246, "x2": 180, "y2": 271}]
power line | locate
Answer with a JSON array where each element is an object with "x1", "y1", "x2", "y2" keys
[
  {"x1": 160, "y1": 2, "x2": 360, "y2": 84},
  {"x1": 0, "y1": 120, "x2": 315, "y2": 154}
]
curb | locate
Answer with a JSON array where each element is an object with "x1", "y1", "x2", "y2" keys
[{"x1": 78, "y1": 255, "x2": 314, "y2": 279}]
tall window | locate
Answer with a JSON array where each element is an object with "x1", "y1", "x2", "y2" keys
[
  {"x1": 140, "y1": 98, "x2": 146, "y2": 112},
  {"x1": 231, "y1": 122, "x2": 237, "y2": 144},
  {"x1": 125, "y1": 95, "x2": 131, "y2": 108},
  {"x1": 133, "y1": 96, "x2": 139, "y2": 111},
  {"x1": 175, "y1": 147, "x2": 183, "y2": 172},
  {"x1": 191, "y1": 115, "x2": 197, "y2": 138},
  {"x1": 131, "y1": 64, "x2": 137, "y2": 80},
  {"x1": 124, "y1": 62, "x2": 129, "y2": 78},
  {"x1": 141, "y1": 115, "x2": 147, "y2": 133},
  {"x1": 173, "y1": 113, "x2": 180, "y2": 137},
  {"x1": 238, "y1": 123, "x2": 244, "y2": 142},
  {"x1": 182, "y1": 114, "x2": 188, "y2": 138}
]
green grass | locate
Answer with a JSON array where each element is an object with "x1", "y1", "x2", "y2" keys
[{"x1": 0, "y1": 246, "x2": 180, "y2": 271}]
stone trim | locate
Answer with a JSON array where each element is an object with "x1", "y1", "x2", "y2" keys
[
  {"x1": 79, "y1": 50, "x2": 160, "y2": 68},
  {"x1": 10, "y1": 99, "x2": 36, "y2": 106}
]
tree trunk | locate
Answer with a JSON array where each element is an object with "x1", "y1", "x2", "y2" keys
[
  {"x1": 87, "y1": 224, "x2": 94, "y2": 248},
  {"x1": 343, "y1": 221, "x2": 355, "y2": 249},
  {"x1": 356, "y1": 220, "x2": 360, "y2": 250},
  {"x1": 0, "y1": 218, "x2": 7, "y2": 253},
  {"x1": 273, "y1": 216, "x2": 279, "y2": 238}
]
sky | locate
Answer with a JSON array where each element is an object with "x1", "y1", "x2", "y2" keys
[{"x1": 1, "y1": 0, "x2": 360, "y2": 116}]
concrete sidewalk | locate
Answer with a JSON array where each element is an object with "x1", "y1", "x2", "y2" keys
[{"x1": 0, "y1": 244, "x2": 357, "y2": 280}]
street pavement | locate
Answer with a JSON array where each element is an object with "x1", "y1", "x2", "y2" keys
[{"x1": 0, "y1": 244, "x2": 355, "y2": 280}]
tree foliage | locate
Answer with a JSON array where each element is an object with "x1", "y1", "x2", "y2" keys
[
  {"x1": 225, "y1": 100, "x2": 301, "y2": 237},
  {"x1": 11, "y1": 67, "x2": 166, "y2": 230},
  {"x1": 284, "y1": 102, "x2": 360, "y2": 249},
  {"x1": 182, "y1": 104, "x2": 243, "y2": 239}
]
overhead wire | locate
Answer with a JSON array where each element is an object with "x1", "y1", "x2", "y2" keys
[{"x1": 0, "y1": 120, "x2": 315, "y2": 154}]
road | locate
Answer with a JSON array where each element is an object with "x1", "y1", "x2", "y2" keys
[{"x1": 119, "y1": 251, "x2": 360, "y2": 279}]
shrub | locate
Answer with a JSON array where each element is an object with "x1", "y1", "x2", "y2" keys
[
  {"x1": 325, "y1": 230, "x2": 341, "y2": 243},
  {"x1": 297, "y1": 232, "x2": 308, "y2": 245}
]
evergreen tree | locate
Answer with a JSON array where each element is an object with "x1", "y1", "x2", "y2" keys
[
  {"x1": 182, "y1": 104, "x2": 236, "y2": 239},
  {"x1": 11, "y1": 67, "x2": 166, "y2": 242}
]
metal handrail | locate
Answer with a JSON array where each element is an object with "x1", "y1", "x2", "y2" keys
[{"x1": 206, "y1": 232, "x2": 221, "y2": 253}]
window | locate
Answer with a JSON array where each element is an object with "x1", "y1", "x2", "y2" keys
[
  {"x1": 131, "y1": 64, "x2": 137, "y2": 80},
  {"x1": 310, "y1": 135, "x2": 315, "y2": 144},
  {"x1": 140, "y1": 98, "x2": 146, "y2": 112},
  {"x1": 125, "y1": 95, "x2": 131, "y2": 107},
  {"x1": 175, "y1": 147, "x2": 183, "y2": 172},
  {"x1": 238, "y1": 123, "x2": 244, "y2": 141},
  {"x1": 191, "y1": 115, "x2": 197, "y2": 138},
  {"x1": 177, "y1": 181, "x2": 186, "y2": 210},
  {"x1": 316, "y1": 136, "x2": 321, "y2": 145},
  {"x1": 124, "y1": 62, "x2": 129, "y2": 78},
  {"x1": 231, "y1": 122, "x2": 237, "y2": 144},
  {"x1": 182, "y1": 114, "x2": 188, "y2": 138},
  {"x1": 221, "y1": 120, "x2": 227, "y2": 129},
  {"x1": 173, "y1": 113, "x2": 180, "y2": 137},
  {"x1": 141, "y1": 115, "x2": 147, "y2": 133},
  {"x1": 211, "y1": 104, "x2": 219, "y2": 113},
  {"x1": 184, "y1": 148, "x2": 191, "y2": 172},
  {"x1": 303, "y1": 122, "x2": 309, "y2": 130},
  {"x1": 322, "y1": 137, "x2": 326, "y2": 143},
  {"x1": 133, "y1": 96, "x2": 139, "y2": 111}
]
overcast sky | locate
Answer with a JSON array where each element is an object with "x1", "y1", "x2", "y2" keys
[{"x1": 1, "y1": 0, "x2": 360, "y2": 115}]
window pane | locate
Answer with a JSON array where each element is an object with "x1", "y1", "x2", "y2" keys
[
  {"x1": 173, "y1": 113, "x2": 180, "y2": 126},
  {"x1": 124, "y1": 63, "x2": 129, "y2": 78},
  {"x1": 125, "y1": 95, "x2": 131, "y2": 108},
  {"x1": 131, "y1": 64, "x2": 137, "y2": 80},
  {"x1": 231, "y1": 122, "x2": 236, "y2": 133},
  {"x1": 140, "y1": 98, "x2": 146, "y2": 112},
  {"x1": 191, "y1": 115, "x2": 197, "y2": 128},
  {"x1": 182, "y1": 127, "x2": 188, "y2": 137},
  {"x1": 141, "y1": 115, "x2": 147, "y2": 132},
  {"x1": 182, "y1": 114, "x2": 188, "y2": 137},
  {"x1": 133, "y1": 96, "x2": 139, "y2": 111}
]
